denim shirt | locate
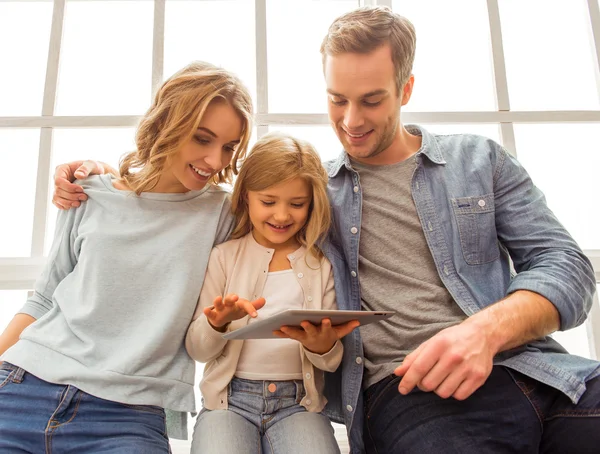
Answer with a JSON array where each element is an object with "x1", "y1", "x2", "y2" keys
[{"x1": 321, "y1": 125, "x2": 599, "y2": 453}]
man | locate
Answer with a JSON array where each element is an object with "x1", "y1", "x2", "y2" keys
[{"x1": 51, "y1": 6, "x2": 599, "y2": 454}]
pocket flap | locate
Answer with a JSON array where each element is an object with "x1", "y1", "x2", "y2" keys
[{"x1": 451, "y1": 193, "x2": 495, "y2": 214}]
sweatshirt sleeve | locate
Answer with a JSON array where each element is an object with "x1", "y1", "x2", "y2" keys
[
  {"x1": 213, "y1": 195, "x2": 235, "y2": 246},
  {"x1": 303, "y1": 266, "x2": 343, "y2": 372},
  {"x1": 185, "y1": 246, "x2": 229, "y2": 362},
  {"x1": 19, "y1": 206, "x2": 82, "y2": 320}
]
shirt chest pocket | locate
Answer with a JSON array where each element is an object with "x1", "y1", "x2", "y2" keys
[{"x1": 451, "y1": 193, "x2": 500, "y2": 265}]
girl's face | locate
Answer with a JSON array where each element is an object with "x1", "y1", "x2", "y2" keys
[
  {"x1": 247, "y1": 177, "x2": 312, "y2": 251},
  {"x1": 155, "y1": 99, "x2": 243, "y2": 193}
]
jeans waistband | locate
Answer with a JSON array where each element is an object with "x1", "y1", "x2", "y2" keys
[
  {"x1": 230, "y1": 377, "x2": 305, "y2": 400},
  {"x1": 0, "y1": 362, "x2": 26, "y2": 383}
]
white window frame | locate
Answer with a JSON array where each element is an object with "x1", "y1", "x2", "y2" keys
[{"x1": 0, "y1": 0, "x2": 599, "y2": 359}]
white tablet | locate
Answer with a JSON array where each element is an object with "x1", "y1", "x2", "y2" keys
[{"x1": 222, "y1": 309, "x2": 395, "y2": 340}]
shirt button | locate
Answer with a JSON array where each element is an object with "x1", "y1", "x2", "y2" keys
[
  {"x1": 355, "y1": 357, "x2": 362, "y2": 364},
  {"x1": 307, "y1": 296, "x2": 313, "y2": 302},
  {"x1": 305, "y1": 399, "x2": 312, "y2": 405},
  {"x1": 346, "y1": 405, "x2": 353, "y2": 412},
  {"x1": 289, "y1": 254, "x2": 295, "y2": 260},
  {"x1": 478, "y1": 199, "x2": 486, "y2": 207},
  {"x1": 353, "y1": 186, "x2": 359, "y2": 193},
  {"x1": 350, "y1": 227, "x2": 358, "y2": 234},
  {"x1": 297, "y1": 273, "x2": 304, "y2": 279},
  {"x1": 351, "y1": 271, "x2": 357, "y2": 278},
  {"x1": 305, "y1": 373, "x2": 311, "y2": 380}
]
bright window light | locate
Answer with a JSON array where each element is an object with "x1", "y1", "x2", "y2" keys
[
  {"x1": 0, "y1": 129, "x2": 40, "y2": 257},
  {"x1": 0, "y1": 2, "x2": 53, "y2": 115},
  {"x1": 55, "y1": 1, "x2": 153, "y2": 115}
]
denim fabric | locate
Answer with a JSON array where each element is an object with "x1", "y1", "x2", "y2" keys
[
  {"x1": 321, "y1": 125, "x2": 599, "y2": 453},
  {"x1": 191, "y1": 378, "x2": 339, "y2": 454},
  {"x1": 363, "y1": 366, "x2": 600, "y2": 454},
  {"x1": 0, "y1": 362, "x2": 171, "y2": 453}
]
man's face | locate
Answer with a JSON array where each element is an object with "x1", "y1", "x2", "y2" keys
[{"x1": 324, "y1": 43, "x2": 413, "y2": 165}]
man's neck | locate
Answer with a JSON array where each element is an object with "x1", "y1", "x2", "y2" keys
[{"x1": 353, "y1": 124, "x2": 422, "y2": 166}]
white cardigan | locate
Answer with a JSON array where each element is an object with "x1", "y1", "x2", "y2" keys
[{"x1": 185, "y1": 232, "x2": 343, "y2": 412}]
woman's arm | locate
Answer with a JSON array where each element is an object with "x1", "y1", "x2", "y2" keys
[{"x1": 0, "y1": 314, "x2": 36, "y2": 360}]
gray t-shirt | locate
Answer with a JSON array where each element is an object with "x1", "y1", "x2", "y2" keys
[
  {"x1": 352, "y1": 157, "x2": 466, "y2": 388},
  {"x1": 3, "y1": 174, "x2": 233, "y2": 416}
]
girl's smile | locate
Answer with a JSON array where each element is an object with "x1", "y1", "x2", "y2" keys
[{"x1": 247, "y1": 177, "x2": 311, "y2": 251}]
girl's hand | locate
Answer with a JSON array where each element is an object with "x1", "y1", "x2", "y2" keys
[
  {"x1": 204, "y1": 294, "x2": 266, "y2": 332},
  {"x1": 274, "y1": 318, "x2": 360, "y2": 354}
]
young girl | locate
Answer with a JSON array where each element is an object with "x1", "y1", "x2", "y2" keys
[
  {"x1": 185, "y1": 132, "x2": 359, "y2": 454},
  {"x1": 0, "y1": 61, "x2": 253, "y2": 453}
]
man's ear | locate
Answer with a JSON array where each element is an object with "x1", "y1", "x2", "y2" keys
[{"x1": 401, "y1": 74, "x2": 415, "y2": 106}]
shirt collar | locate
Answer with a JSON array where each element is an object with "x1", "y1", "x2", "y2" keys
[{"x1": 327, "y1": 123, "x2": 446, "y2": 178}]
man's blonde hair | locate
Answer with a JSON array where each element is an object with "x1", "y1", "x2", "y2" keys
[
  {"x1": 120, "y1": 61, "x2": 253, "y2": 194},
  {"x1": 231, "y1": 132, "x2": 331, "y2": 259},
  {"x1": 320, "y1": 6, "x2": 417, "y2": 93}
]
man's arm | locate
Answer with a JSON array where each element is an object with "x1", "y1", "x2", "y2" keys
[
  {"x1": 395, "y1": 144, "x2": 595, "y2": 401},
  {"x1": 53, "y1": 160, "x2": 117, "y2": 210},
  {"x1": 395, "y1": 290, "x2": 559, "y2": 400}
]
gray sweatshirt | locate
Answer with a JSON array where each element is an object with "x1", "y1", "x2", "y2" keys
[{"x1": 2, "y1": 174, "x2": 233, "y2": 417}]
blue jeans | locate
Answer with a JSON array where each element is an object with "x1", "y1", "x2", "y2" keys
[
  {"x1": 0, "y1": 362, "x2": 171, "y2": 453},
  {"x1": 364, "y1": 365, "x2": 600, "y2": 454},
  {"x1": 192, "y1": 377, "x2": 340, "y2": 454}
]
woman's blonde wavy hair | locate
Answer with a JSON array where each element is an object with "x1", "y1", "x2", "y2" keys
[
  {"x1": 231, "y1": 132, "x2": 331, "y2": 260},
  {"x1": 119, "y1": 61, "x2": 254, "y2": 194}
]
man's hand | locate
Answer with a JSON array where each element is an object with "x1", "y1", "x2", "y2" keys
[
  {"x1": 394, "y1": 291, "x2": 560, "y2": 401},
  {"x1": 204, "y1": 294, "x2": 266, "y2": 332},
  {"x1": 274, "y1": 318, "x2": 359, "y2": 355},
  {"x1": 394, "y1": 320, "x2": 495, "y2": 401},
  {"x1": 53, "y1": 160, "x2": 114, "y2": 210}
]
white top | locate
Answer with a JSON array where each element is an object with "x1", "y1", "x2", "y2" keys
[{"x1": 235, "y1": 270, "x2": 304, "y2": 380}]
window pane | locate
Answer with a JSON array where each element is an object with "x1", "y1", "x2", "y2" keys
[
  {"x1": 45, "y1": 128, "x2": 137, "y2": 255},
  {"x1": 267, "y1": 0, "x2": 359, "y2": 113},
  {"x1": 419, "y1": 124, "x2": 501, "y2": 144},
  {"x1": 164, "y1": 1, "x2": 256, "y2": 103},
  {"x1": 0, "y1": 2, "x2": 53, "y2": 115},
  {"x1": 513, "y1": 123, "x2": 600, "y2": 250},
  {"x1": 500, "y1": 0, "x2": 599, "y2": 110},
  {"x1": 393, "y1": 0, "x2": 496, "y2": 112},
  {"x1": 55, "y1": 1, "x2": 153, "y2": 115},
  {"x1": 552, "y1": 323, "x2": 592, "y2": 359},
  {"x1": 267, "y1": 125, "x2": 343, "y2": 162},
  {"x1": 0, "y1": 130, "x2": 40, "y2": 257},
  {"x1": 0, "y1": 290, "x2": 29, "y2": 333}
]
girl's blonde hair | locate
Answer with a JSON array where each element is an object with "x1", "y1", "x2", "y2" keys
[
  {"x1": 231, "y1": 132, "x2": 331, "y2": 259},
  {"x1": 119, "y1": 61, "x2": 254, "y2": 194}
]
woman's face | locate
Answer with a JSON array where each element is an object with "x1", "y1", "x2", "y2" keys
[{"x1": 156, "y1": 99, "x2": 244, "y2": 193}]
